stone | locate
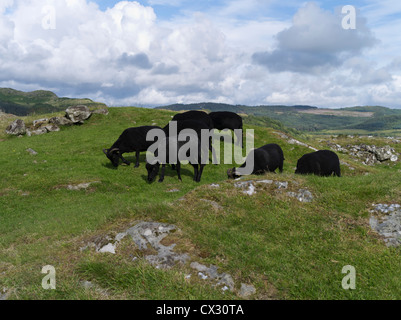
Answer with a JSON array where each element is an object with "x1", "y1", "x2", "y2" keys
[
  {"x1": 5, "y1": 119, "x2": 26, "y2": 135},
  {"x1": 65, "y1": 105, "x2": 92, "y2": 123},
  {"x1": 374, "y1": 145, "x2": 394, "y2": 162},
  {"x1": 190, "y1": 262, "x2": 235, "y2": 291},
  {"x1": 344, "y1": 144, "x2": 399, "y2": 165},
  {"x1": 26, "y1": 148, "x2": 38, "y2": 155},
  {"x1": 98, "y1": 243, "x2": 116, "y2": 254},
  {"x1": 91, "y1": 108, "x2": 109, "y2": 115},
  {"x1": 49, "y1": 116, "x2": 74, "y2": 126},
  {"x1": 234, "y1": 181, "x2": 257, "y2": 195},
  {"x1": 117, "y1": 221, "x2": 189, "y2": 269},
  {"x1": 43, "y1": 124, "x2": 60, "y2": 133},
  {"x1": 66, "y1": 181, "x2": 100, "y2": 190},
  {"x1": 239, "y1": 283, "x2": 256, "y2": 298},
  {"x1": 370, "y1": 204, "x2": 401, "y2": 247},
  {"x1": 190, "y1": 262, "x2": 209, "y2": 273},
  {"x1": 287, "y1": 189, "x2": 313, "y2": 203},
  {"x1": 26, "y1": 127, "x2": 47, "y2": 136},
  {"x1": 32, "y1": 118, "x2": 49, "y2": 128},
  {"x1": 275, "y1": 181, "x2": 288, "y2": 189}
]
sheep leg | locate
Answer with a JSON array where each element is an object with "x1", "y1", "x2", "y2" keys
[
  {"x1": 134, "y1": 150, "x2": 140, "y2": 167},
  {"x1": 158, "y1": 164, "x2": 166, "y2": 182},
  {"x1": 176, "y1": 162, "x2": 182, "y2": 181},
  {"x1": 209, "y1": 137, "x2": 218, "y2": 165},
  {"x1": 192, "y1": 164, "x2": 199, "y2": 181},
  {"x1": 197, "y1": 164, "x2": 205, "y2": 182}
]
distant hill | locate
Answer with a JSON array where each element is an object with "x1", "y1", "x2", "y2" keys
[
  {"x1": 157, "y1": 102, "x2": 401, "y2": 134},
  {"x1": 0, "y1": 88, "x2": 107, "y2": 116}
]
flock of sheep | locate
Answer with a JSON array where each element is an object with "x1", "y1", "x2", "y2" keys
[{"x1": 103, "y1": 110, "x2": 341, "y2": 182}]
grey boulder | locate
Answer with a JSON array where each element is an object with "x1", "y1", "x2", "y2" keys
[
  {"x1": 5, "y1": 119, "x2": 26, "y2": 135},
  {"x1": 65, "y1": 105, "x2": 92, "y2": 124}
]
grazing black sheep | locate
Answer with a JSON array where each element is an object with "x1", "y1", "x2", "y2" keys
[
  {"x1": 209, "y1": 111, "x2": 243, "y2": 147},
  {"x1": 171, "y1": 110, "x2": 214, "y2": 130},
  {"x1": 295, "y1": 150, "x2": 341, "y2": 177},
  {"x1": 227, "y1": 143, "x2": 284, "y2": 179},
  {"x1": 103, "y1": 125, "x2": 161, "y2": 167},
  {"x1": 146, "y1": 134, "x2": 207, "y2": 183},
  {"x1": 164, "y1": 119, "x2": 217, "y2": 164}
]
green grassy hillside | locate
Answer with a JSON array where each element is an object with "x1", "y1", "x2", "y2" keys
[
  {"x1": 0, "y1": 88, "x2": 107, "y2": 116},
  {"x1": 0, "y1": 107, "x2": 400, "y2": 300}
]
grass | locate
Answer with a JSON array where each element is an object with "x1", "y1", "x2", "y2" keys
[{"x1": 0, "y1": 106, "x2": 400, "y2": 300}]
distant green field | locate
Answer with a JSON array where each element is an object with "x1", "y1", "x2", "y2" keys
[{"x1": 1, "y1": 107, "x2": 400, "y2": 300}]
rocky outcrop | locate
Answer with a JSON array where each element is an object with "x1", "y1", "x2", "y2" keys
[
  {"x1": 49, "y1": 116, "x2": 74, "y2": 126},
  {"x1": 328, "y1": 142, "x2": 399, "y2": 165},
  {"x1": 5, "y1": 119, "x2": 26, "y2": 136},
  {"x1": 65, "y1": 105, "x2": 92, "y2": 124},
  {"x1": 85, "y1": 220, "x2": 257, "y2": 296},
  {"x1": 190, "y1": 262, "x2": 235, "y2": 291},
  {"x1": 5, "y1": 105, "x2": 108, "y2": 137},
  {"x1": 370, "y1": 204, "x2": 401, "y2": 247},
  {"x1": 233, "y1": 179, "x2": 313, "y2": 202},
  {"x1": 347, "y1": 144, "x2": 398, "y2": 165},
  {"x1": 90, "y1": 221, "x2": 190, "y2": 270}
]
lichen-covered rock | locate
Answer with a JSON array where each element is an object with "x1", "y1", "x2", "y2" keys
[
  {"x1": 26, "y1": 148, "x2": 38, "y2": 155},
  {"x1": 95, "y1": 221, "x2": 189, "y2": 269},
  {"x1": 49, "y1": 116, "x2": 74, "y2": 126},
  {"x1": 43, "y1": 124, "x2": 60, "y2": 133},
  {"x1": 32, "y1": 118, "x2": 49, "y2": 128},
  {"x1": 190, "y1": 262, "x2": 235, "y2": 291},
  {"x1": 26, "y1": 127, "x2": 47, "y2": 136},
  {"x1": 5, "y1": 119, "x2": 26, "y2": 135},
  {"x1": 370, "y1": 204, "x2": 401, "y2": 247},
  {"x1": 287, "y1": 189, "x2": 313, "y2": 203},
  {"x1": 239, "y1": 283, "x2": 256, "y2": 298},
  {"x1": 373, "y1": 145, "x2": 395, "y2": 162},
  {"x1": 65, "y1": 105, "x2": 92, "y2": 123},
  {"x1": 345, "y1": 144, "x2": 399, "y2": 165}
]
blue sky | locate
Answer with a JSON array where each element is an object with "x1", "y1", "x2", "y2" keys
[{"x1": 1, "y1": 0, "x2": 401, "y2": 108}]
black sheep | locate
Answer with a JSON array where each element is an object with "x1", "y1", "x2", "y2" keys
[
  {"x1": 227, "y1": 143, "x2": 284, "y2": 179},
  {"x1": 103, "y1": 125, "x2": 161, "y2": 167},
  {"x1": 209, "y1": 111, "x2": 243, "y2": 147},
  {"x1": 146, "y1": 134, "x2": 207, "y2": 183},
  {"x1": 171, "y1": 110, "x2": 214, "y2": 130},
  {"x1": 164, "y1": 119, "x2": 217, "y2": 164},
  {"x1": 295, "y1": 150, "x2": 341, "y2": 177}
]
